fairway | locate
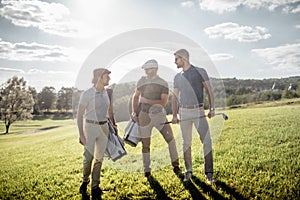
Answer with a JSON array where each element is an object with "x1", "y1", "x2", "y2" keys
[{"x1": 0, "y1": 102, "x2": 299, "y2": 199}]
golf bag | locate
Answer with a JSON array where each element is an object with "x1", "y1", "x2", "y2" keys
[
  {"x1": 105, "y1": 120, "x2": 127, "y2": 161},
  {"x1": 123, "y1": 119, "x2": 141, "y2": 147}
]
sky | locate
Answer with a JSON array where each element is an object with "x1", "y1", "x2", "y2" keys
[{"x1": 0, "y1": 0, "x2": 300, "y2": 91}]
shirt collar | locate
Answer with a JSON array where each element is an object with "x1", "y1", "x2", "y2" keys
[{"x1": 93, "y1": 86, "x2": 105, "y2": 94}]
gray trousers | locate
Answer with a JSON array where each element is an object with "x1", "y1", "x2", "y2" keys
[
  {"x1": 179, "y1": 107, "x2": 213, "y2": 174},
  {"x1": 139, "y1": 110, "x2": 180, "y2": 173}
]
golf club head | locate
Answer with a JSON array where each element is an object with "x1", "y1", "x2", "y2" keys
[{"x1": 221, "y1": 113, "x2": 229, "y2": 120}]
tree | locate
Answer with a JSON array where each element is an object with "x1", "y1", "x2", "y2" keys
[
  {"x1": 113, "y1": 95, "x2": 131, "y2": 122},
  {"x1": 28, "y1": 86, "x2": 40, "y2": 114},
  {"x1": 0, "y1": 77, "x2": 34, "y2": 134},
  {"x1": 56, "y1": 87, "x2": 73, "y2": 112},
  {"x1": 297, "y1": 82, "x2": 300, "y2": 97},
  {"x1": 38, "y1": 86, "x2": 56, "y2": 112},
  {"x1": 235, "y1": 87, "x2": 253, "y2": 95},
  {"x1": 282, "y1": 85, "x2": 297, "y2": 99}
]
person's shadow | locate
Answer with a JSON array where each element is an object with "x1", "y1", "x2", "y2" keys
[
  {"x1": 146, "y1": 174, "x2": 248, "y2": 200},
  {"x1": 181, "y1": 180, "x2": 206, "y2": 199},
  {"x1": 147, "y1": 176, "x2": 172, "y2": 200},
  {"x1": 191, "y1": 176, "x2": 249, "y2": 200},
  {"x1": 213, "y1": 180, "x2": 249, "y2": 200}
]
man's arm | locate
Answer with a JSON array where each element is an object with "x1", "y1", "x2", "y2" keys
[
  {"x1": 77, "y1": 104, "x2": 86, "y2": 145},
  {"x1": 108, "y1": 103, "x2": 118, "y2": 133},
  {"x1": 108, "y1": 104, "x2": 115, "y2": 124},
  {"x1": 171, "y1": 88, "x2": 179, "y2": 123},
  {"x1": 107, "y1": 89, "x2": 117, "y2": 133},
  {"x1": 131, "y1": 88, "x2": 140, "y2": 122},
  {"x1": 139, "y1": 93, "x2": 168, "y2": 107},
  {"x1": 203, "y1": 80, "x2": 215, "y2": 118}
]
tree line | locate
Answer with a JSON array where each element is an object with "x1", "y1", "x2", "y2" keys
[
  {"x1": 1, "y1": 76, "x2": 299, "y2": 133},
  {"x1": 0, "y1": 77, "x2": 74, "y2": 133},
  {"x1": 222, "y1": 76, "x2": 300, "y2": 106}
]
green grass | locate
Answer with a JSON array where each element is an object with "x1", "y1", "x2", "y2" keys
[{"x1": 0, "y1": 101, "x2": 299, "y2": 199}]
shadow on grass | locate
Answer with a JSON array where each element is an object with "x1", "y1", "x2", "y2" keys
[
  {"x1": 214, "y1": 180, "x2": 249, "y2": 200},
  {"x1": 22, "y1": 126, "x2": 61, "y2": 134},
  {"x1": 52, "y1": 115, "x2": 73, "y2": 120},
  {"x1": 32, "y1": 113, "x2": 73, "y2": 121},
  {"x1": 190, "y1": 176, "x2": 226, "y2": 200},
  {"x1": 182, "y1": 180, "x2": 206, "y2": 200},
  {"x1": 191, "y1": 176, "x2": 249, "y2": 200},
  {"x1": 32, "y1": 115, "x2": 52, "y2": 120},
  {"x1": 148, "y1": 176, "x2": 172, "y2": 200}
]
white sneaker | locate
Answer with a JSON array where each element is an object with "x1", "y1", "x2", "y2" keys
[
  {"x1": 183, "y1": 172, "x2": 192, "y2": 182},
  {"x1": 206, "y1": 173, "x2": 215, "y2": 184}
]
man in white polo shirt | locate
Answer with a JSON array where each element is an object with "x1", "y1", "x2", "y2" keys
[{"x1": 77, "y1": 68, "x2": 117, "y2": 200}]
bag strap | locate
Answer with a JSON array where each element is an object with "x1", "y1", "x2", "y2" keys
[{"x1": 106, "y1": 88, "x2": 117, "y2": 126}]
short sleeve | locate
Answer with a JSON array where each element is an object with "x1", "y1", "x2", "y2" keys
[
  {"x1": 173, "y1": 73, "x2": 180, "y2": 89},
  {"x1": 79, "y1": 91, "x2": 88, "y2": 107},
  {"x1": 161, "y1": 79, "x2": 169, "y2": 94},
  {"x1": 196, "y1": 68, "x2": 209, "y2": 82},
  {"x1": 137, "y1": 77, "x2": 146, "y2": 91}
]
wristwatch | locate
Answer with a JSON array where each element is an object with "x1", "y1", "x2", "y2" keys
[
  {"x1": 131, "y1": 112, "x2": 137, "y2": 117},
  {"x1": 210, "y1": 107, "x2": 215, "y2": 112}
]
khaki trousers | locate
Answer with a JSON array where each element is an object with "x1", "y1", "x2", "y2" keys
[
  {"x1": 82, "y1": 122, "x2": 109, "y2": 188},
  {"x1": 179, "y1": 107, "x2": 213, "y2": 174},
  {"x1": 138, "y1": 110, "x2": 179, "y2": 173}
]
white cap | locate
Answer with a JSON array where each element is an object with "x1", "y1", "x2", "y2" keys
[{"x1": 141, "y1": 59, "x2": 158, "y2": 69}]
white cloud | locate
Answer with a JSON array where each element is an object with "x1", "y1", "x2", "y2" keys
[
  {"x1": 0, "y1": 67, "x2": 76, "y2": 91},
  {"x1": 210, "y1": 53, "x2": 234, "y2": 61},
  {"x1": 283, "y1": 4, "x2": 300, "y2": 14},
  {"x1": 48, "y1": 70, "x2": 72, "y2": 74},
  {"x1": 0, "y1": 67, "x2": 73, "y2": 75},
  {"x1": 204, "y1": 22, "x2": 271, "y2": 42},
  {"x1": 252, "y1": 43, "x2": 300, "y2": 73},
  {"x1": 27, "y1": 68, "x2": 45, "y2": 74},
  {"x1": 198, "y1": 0, "x2": 300, "y2": 14},
  {"x1": 0, "y1": 67, "x2": 25, "y2": 73},
  {"x1": 199, "y1": 0, "x2": 240, "y2": 13},
  {"x1": 0, "y1": 38, "x2": 69, "y2": 62},
  {"x1": 0, "y1": 0, "x2": 84, "y2": 37},
  {"x1": 181, "y1": 1, "x2": 195, "y2": 8}
]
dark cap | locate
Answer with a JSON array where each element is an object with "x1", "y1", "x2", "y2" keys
[{"x1": 92, "y1": 68, "x2": 111, "y2": 84}]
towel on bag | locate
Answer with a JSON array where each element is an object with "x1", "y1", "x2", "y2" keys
[{"x1": 105, "y1": 120, "x2": 127, "y2": 161}]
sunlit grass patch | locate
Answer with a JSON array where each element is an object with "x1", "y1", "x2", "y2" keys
[{"x1": 0, "y1": 102, "x2": 299, "y2": 199}]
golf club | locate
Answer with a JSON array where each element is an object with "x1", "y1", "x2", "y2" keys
[{"x1": 161, "y1": 112, "x2": 229, "y2": 124}]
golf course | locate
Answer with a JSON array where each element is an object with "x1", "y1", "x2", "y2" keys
[{"x1": 0, "y1": 99, "x2": 299, "y2": 199}]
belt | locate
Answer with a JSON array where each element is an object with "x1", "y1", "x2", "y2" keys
[
  {"x1": 86, "y1": 119, "x2": 107, "y2": 125},
  {"x1": 141, "y1": 109, "x2": 163, "y2": 114},
  {"x1": 180, "y1": 104, "x2": 204, "y2": 109}
]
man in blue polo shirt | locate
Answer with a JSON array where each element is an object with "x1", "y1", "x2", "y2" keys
[{"x1": 171, "y1": 49, "x2": 215, "y2": 184}]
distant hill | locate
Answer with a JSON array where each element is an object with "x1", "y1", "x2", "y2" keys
[
  {"x1": 221, "y1": 76, "x2": 300, "y2": 91},
  {"x1": 110, "y1": 76, "x2": 300, "y2": 121}
]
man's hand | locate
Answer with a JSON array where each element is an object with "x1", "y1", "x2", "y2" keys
[
  {"x1": 172, "y1": 116, "x2": 180, "y2": 124},
  {"x1": 131, "y1": 112, "x2": 138, "y2": 122},
  {"x1": 79, "y1": 135, "x2": 86, "y2": 146},
  {"x1": 208, "y1": 109, "x2": 215, "y2": 119}
]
